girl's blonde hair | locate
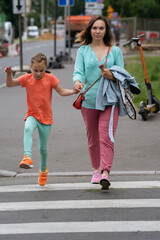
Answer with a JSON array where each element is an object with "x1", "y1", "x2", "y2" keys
[
  {"x1": 75, "y1": 15, "x2": 113, "y2": 46},
  {"x1": 31, "y1": 52, "x2": 48, "y2": 66}
]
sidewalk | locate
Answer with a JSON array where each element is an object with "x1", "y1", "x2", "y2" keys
[{"x1": 0, "y1": 49, "x2": 160, "y2": 178}]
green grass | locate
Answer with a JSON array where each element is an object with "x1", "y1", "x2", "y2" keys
[{"x1": 124, "y1": 56, "x2": 160, "y2": 107}]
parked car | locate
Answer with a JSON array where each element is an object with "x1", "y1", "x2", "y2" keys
[
  {"x1": 52, "y1": 24, "x2": 65, "y2": 38},
  {"x1": 27, "y1": 26, "x2": 39, "y2": 38}
]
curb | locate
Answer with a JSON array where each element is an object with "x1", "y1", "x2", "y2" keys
[
  {"x1": 0, "y1": 170, "x2": 17, "y2": 177},
  {"x1": 0, "y1": 170, "x2": 158, "y2": 178},
  {"x1": 0, "y1": 83, "x2": 6, "y2": 89}
]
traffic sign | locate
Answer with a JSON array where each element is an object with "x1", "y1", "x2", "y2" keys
[
  {"x1": 85, "y1": 2, "x2": 104, "y2": 15},
  {"x1": 58, "y1": 0, "x2": 74, "y2": 7},
  {"x1": 13, "y1": 0, "x2": 26, "y2": 14}
]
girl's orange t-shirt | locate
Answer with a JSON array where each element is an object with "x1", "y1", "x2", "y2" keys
[{"x1": 19, "y1": 72, "x2": 59, "y2": 124}]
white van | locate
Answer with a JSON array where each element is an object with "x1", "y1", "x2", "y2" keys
[{"x1": 27, "y1": 26, "x2": 39, "y2": 38}]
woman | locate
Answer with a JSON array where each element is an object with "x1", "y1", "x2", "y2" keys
[{"x1": 73, "y1": 15, "x2": 124, "y2": 189}]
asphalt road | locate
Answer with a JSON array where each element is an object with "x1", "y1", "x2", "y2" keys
[
  {"x1": 0, "y1": 49, "x2": 160, "y2": 174},
  {"x1": 1, "y1": 40, "x2": 160, "y2": 175},
  {"x1": 1, "y1": 40, "x2": 160, "y2": 239},
  {"x1": 1, "y1": 174, "x2": 160, "y2": 240},
  {"x1": 0, "y1": 39, "x2": 66, "y2": 85}
]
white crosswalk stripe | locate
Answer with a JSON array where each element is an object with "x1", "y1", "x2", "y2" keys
[
  {"x1": 0, "y1": 180, "x2": 160, "y2": 236},
  {"x1": 0, "y1": 199, "x2": 160, "y2": 211},
  {"x1": 0, "y1": 181, "x2": 160, "y2": 193},
  {"x1": 0, "y1": 221, "x2": 160, "y2": 234}
]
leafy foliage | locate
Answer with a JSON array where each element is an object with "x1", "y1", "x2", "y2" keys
[
  {"x1": 0, "y1": 0, "x2": 18, "y2": 36},
  {"x1": 104, "y1": 0, "x2": 160, "y2": 18}
]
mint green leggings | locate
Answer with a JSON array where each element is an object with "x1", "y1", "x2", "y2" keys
[{"x1": 24, "y1": 116, "x2": 52, "y2": 172}]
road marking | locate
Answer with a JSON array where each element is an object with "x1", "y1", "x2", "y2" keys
[
  {"x1": 15, "y1": 170, "x2": 156, "y2": 177},
  {"x1": 0, "y1": 83, "x2": 6, "y2": 89},
  {"x1": 0, "y1": 181, "x2": 160, "y2": 193},
  {"x1": 0, "y1": 199, "x2": 160, "y2": 211},
  {"x1": 0, "y1": 169, "x2": 158, "y2": 178},
  {"x1": 0, "y1": 221, "x2": 160, "y2": 234}
]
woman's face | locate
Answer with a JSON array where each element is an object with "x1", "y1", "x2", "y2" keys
[{"x1": 91, "y1": 20, "x2": 106, "y2": 42}]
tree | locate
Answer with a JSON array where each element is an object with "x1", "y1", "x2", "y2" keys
[
  {"x1": 104, "y1": 0, "x2": 160, "y2": 18},
  {"x1": 0, "y1": 0, "x2": 19, "y2": 37}
]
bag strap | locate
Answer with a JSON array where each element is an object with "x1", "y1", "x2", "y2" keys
[
  {"x1": 104, "y1": 46, "x2": 111, "y2": 68},
  {"x1": 82, "y1": 46, "x2": 111, "y2": 96}
]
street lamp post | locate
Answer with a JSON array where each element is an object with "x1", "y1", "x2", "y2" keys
[
  {"x1": 19, "y1": 14, "x2": 23, "y2": 72},
  {"x1": 54, "y1": 0, "x2": 57, "y2": 58},
  {"x1": 41, "y1": 0, "x2": 44, "y2": 34},
  {"x1": 68, "y1": 0, "x2": 71, "y2": 62}
]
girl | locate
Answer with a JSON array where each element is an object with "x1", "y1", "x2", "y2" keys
[{"x1": 5, "y1": 52, "x2": 80, "y2": 186}]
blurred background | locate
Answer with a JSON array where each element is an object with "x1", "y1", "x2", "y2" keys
[{"x1": 0, "y1": 0, "x2": 160, "y2": 50}]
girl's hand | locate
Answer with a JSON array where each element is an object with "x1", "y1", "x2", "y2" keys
[
  {"x1": 4, "y1": 66, "x2": 12, "y2": 74},
  {"x1": 73, "y1": 87, "x2": 81, "y2": 94},
  {"x1": 74, "y1": 80, "x2": 84, "y2": 92},
  {"x1": 5, "y1": 66, "x2": 20, "y2": 87}
]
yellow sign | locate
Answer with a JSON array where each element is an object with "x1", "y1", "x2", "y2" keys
[{"x1": 107, "y1": 5, "x2": 114, "y2": 13}]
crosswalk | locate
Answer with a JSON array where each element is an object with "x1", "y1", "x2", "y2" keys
[{"x1": 0, "y1": 180, "x2": 160, "y2": 237}]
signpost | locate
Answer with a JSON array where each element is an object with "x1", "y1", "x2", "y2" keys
[
  {"x1": 58, "y1": 0, "x2": 74, "y2": 62},
  {"x1": 12, "y1": 0, "x2": 26, "y2": 72}
]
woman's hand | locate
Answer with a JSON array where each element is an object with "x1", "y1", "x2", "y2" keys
[
  {"x1": 100, "y1": 68, "x2": 116, "y2": 81},
  {"x1": 74, "y1": 80, "x2": 84, "y2": 92}
]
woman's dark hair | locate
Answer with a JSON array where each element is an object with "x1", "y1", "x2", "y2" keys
[{"x1": 75, "y1": 15, "x2": 113, "y2": 46}]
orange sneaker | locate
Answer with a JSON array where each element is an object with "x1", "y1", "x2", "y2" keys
[
  {"x1": 38, "y1": 167, "x2": 48, "y2": 186},
  {"x1": 19, "y1": 155, "x2": 33, "y2": 169}
]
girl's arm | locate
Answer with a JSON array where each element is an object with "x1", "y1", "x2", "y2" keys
[
  {"x1": 54, "y1": 83, "x2": 80, "y2": 96},
  {"x1": 5, "y1": 66, "x2": 20, "y2": 87}
]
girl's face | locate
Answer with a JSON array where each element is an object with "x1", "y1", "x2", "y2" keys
[
  {"x1": 31, "y1": 61, "x2": 46, "y2": 80},
  {"x1": 91, "y1": 20, "x2": 106, "y2": 42}
]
